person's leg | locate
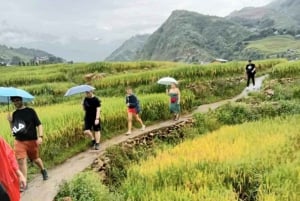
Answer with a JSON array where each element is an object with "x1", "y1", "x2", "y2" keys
[
  {"x1": 28, "y1": 141, "x2": 48, "y2": 180},
  {"x1": 247, "y1": 74, "x2": 251, "y2": 87},
  {"x1": 14, "y1": 140, "x2": 27, "y2": 180},
  {"x1": 84, "y1": 120, "x2": 95, "y2": 146},
  {"x1": 17, "y1": 158, "x2": 27, "y2": 180},
  {"x1": 127, "y1": 112, "x2": 133, "y2": 134},
  {"x1": 134, "y1": 114, "x2": 145, "y2": 130},
  {"x1": 251, "y1": 73, "x2": 255, "y2": 86}
]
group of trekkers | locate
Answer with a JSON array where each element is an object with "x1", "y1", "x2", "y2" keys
[{"x1": 0, "y1": 59, "x2": 254, "y2": 201}]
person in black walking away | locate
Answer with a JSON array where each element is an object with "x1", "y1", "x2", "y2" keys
[
  {"x1": 82, "y1": 90, "x2": 101, "y2": 150},
  {"x1": 7, "y1": 96, "x2": 48, "y2": 189},
  {"x1": 245, "y1": 59, "x2": 256, "y2": 89}
]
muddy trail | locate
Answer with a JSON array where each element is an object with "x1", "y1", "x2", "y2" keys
[{"x1": 21, "y1": 75, "x2": 267, "y2": 201}]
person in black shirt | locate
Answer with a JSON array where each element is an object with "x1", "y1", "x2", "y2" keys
[
  {"x1": 245, "y1": 59, "x2": 256, "y2": 89},
  {"x1": 82, "y1": 90, "x2": 101, "y2": 150},
  {"x1": 7, "y1": 96, "x2": 48, "y2": 185}
]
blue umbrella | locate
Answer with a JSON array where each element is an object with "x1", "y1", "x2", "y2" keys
[
  {"x1": 0, "y1": 87, "x2": 34, "y2": 110},
  {"x1": 64, "y1": 84, "x2": 95, "y2": 96}
]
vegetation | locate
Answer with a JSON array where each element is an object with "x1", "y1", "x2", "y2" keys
[
  {"x1": 1, "y1": 58, "x2": 299, "y2": 200},
  {"x1": 54, "y1": 58, "x2": 300, "y2": 200}
]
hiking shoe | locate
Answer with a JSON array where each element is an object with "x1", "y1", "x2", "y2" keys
[
  {"x1": 41, "y1": 169, "x2": 48, "y2": 180},
  {"x1": 91, "y1": 139, "x2": 96, "y2": 147},
  {"x1": 94, "y1": 143, "x2": 100, "y2": 150},
  {"x1": 141, "y1": 125, "x2": 146, "y2": 131}
]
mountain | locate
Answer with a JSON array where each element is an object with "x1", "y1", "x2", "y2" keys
[
  {"x1": 227, "y1": 0, "x2": 300, "y2": 32},
  {"x1": 0, "y1": 45, "x2": 64, "y2": 65},
  {"x1": 105, "y1": 34, "x2": 150, "y2": 61},
  {"x1": 106, "y1": 0, "x2": 300, "y2": 62},
  {"x1": 106, "y1": 10, "x2": 251, "y2": 63}
]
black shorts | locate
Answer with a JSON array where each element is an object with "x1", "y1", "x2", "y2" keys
[{"x1": 84, "y1": 119, "x2": 101, "y2": 131}]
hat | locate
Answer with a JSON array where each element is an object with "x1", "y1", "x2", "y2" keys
[{"x1": 10, "y1": 96, "x2": 23, "y2": 101}]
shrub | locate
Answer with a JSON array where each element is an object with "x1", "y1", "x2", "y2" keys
[{"x1": 54, "y1": 172, "x2": 122, "y2": 201}]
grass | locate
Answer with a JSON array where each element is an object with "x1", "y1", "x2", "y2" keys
[{"x1": 246, "y1": 35, "x2": 300, "y2": 54}]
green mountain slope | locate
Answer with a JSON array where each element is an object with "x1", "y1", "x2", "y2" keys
[
  {"x1": 105, "y1": 34, "x2": 149, "y2": 61},
  {"x1": 106, "y1": 0, "x2": 300, "y2": 62},
  {"x1": 0, "y1": 45, "x2": 64, "y2": 65},
  {"x1": 137, "y1": 10, "x2": 251, "y2": 62},
  {"x1": 241, "y1": 35, "x2": 300, "y2": 59}
]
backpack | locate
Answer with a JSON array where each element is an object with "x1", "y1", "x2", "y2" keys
[{"x1": 134, "y1": 95, "x2": 141, "y2": 114}]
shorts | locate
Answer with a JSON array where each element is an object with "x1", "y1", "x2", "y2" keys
[
  {"x1": 14, "y1": 140, "x2": 39, "y2": 160},
  {"x1": 84, "y1": 119, "x2": 101, "y2": 131},
  {"x1": 127, "y1": 108, "x2": 137, "y2": 114}
]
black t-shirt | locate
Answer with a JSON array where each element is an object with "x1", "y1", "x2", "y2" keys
[
  {"x1": 12, "y1": 107, "x2": 41, "y2": 141},
  {"x1": 83, "y1": 96, "x2": 101, "y2": 120},
  {"x1": 246, "y1": 63, "x2": 256, "y2": 74}
]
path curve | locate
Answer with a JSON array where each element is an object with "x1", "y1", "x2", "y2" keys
[{"x1": 21, "y1": 75, "x2": 267, "y2": 201}]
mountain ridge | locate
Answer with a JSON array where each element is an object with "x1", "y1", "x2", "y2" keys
[{"x1": 106, "y1": 0, "x2": 300, "y2": 62}]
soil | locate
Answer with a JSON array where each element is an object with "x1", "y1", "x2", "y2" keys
[{"x1": 21, "y1": 76, "x2": 267, "y2": 201}]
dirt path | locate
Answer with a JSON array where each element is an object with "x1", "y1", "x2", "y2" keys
[{"x1": 21, "y1": 75, "x2": 267, "y2": 201}]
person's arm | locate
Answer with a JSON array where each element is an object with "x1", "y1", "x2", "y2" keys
[
  {"x1": 37, "y1": 124, "x2": 44, "y2": 144},
  {"x1": 95, "y1": 107, "x2": 101, "y2": 125},
  {"x1": 16, "y1": 169, "x2": 26, "y2": 189},
  {"x1": 3, "y1": 138, "x2": 27, "y2": 188},
  {"x1": 177, "y1": 88, "x2": 181, "y2": 104},
  {"x1": 252, "y1": 64, "x2": 256, "y2": 73},
  {"x1": 7, "y1": 112, "x2": 13, "y2": 129},
  {"x1": 82, "y1": 99, "x2": 86, "y2": 111}
]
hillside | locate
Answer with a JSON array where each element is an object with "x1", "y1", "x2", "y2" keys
[
  {"x1": 105, "y1": 34, "x2": 150, "y2": 61},
  {"x1": 0, "y1": 45, "x2": 64, "y2": 65},
  {"x1": 106, "y1": 0, "x2": 300, "y2": 62},
  {"x1": 136, "y1": 10, "x2": 251, "y2": 63},
  {"x1": 241, "y1": 35, "x2": 300, "y2": 59},
  {"x1": 227, "y1": 0, "x2": 300, "y2": 32}
]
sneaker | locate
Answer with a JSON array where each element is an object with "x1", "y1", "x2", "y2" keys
[
  {"x1": 94, "y1": 143, "x2": 100, "y2": 150},
  {"x1": 141, "y1": 125, "x2": 146, "y2": 131},
  {"x1": 91, "y1": 139, "x2": 96, "y2": 147},
  {"x1": 125, "y1": 131, "x2": 131, "y2": 135},
  {"x1": 252, "y1": 85, "x2": 256, "y2": 90},
  {"x1": 41, "y1": 169, "x2": 48, "y2": 180}
]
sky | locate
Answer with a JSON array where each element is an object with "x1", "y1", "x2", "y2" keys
[{"x1": 0, "y1": 0, "x2": 274, "y2": 61}]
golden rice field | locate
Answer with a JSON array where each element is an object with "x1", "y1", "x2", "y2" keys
[
  {"x1": 0, "y1": 58, "x2": 294, "y2": 166},
  {"x1": 121, "y1": 115, "x2": 300, "y2": 201}
]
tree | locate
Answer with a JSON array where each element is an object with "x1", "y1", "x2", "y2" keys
[{"x1": 10, "y1": 56, "x2": 21, "y2": 65}]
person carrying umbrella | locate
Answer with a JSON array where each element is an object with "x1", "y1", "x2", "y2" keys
[
  {"x1": 125, "y1": 87, "x2": 145, "y2": 135},
  {"x1": 82, "y1": 90, "x2": 101, "y2": 150},
  {"x1": 0, "y1": 136, "x2": 26, "y2": 201},
  {"x1": 166, "y1": 82, "x2": 181, "y2": 120},
  {"x1": 7, "y1": 96, "x2": 48, "y2": 188}
]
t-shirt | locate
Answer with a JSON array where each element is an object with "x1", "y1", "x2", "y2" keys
[
  {"x1": 83, "y1": 96, "x2": 101, "y2": 120},
  {"x1": 126, "y1": 94, "x2": 138, "y2": 108},
  {"x1": 246, "y1": 63, "x2": 256, "y2": 74},
  {"x1": 12, "y1": 107, "x2": 41, "y2": 141}
]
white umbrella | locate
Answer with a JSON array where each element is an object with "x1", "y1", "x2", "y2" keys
[
  {"x1": 64, "y1": 84, "x2": 95, "y2": 96},
  {"x1": 157, "y1": 77, "x2": 178, "y2": 85}
]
